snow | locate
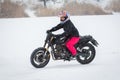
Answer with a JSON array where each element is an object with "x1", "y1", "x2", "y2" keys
[
  {"x1": 0, "y1": 15, "x2": 120, "y2": 80},
  {"x1": 112, "y1": 12, "x2": 120, "y2": 15},
  {"x1": 10, "y1": 0, "x2": 112, "y2": 8},
  {"x1": 25, "y1": 9, "x2": 37, "y2": 17},
  {"x1": 46, "y1": 0, "x2": 64, "y2": 9}
]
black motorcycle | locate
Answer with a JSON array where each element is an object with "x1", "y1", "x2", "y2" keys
[{"x1": 30, "y1": 32, "x2": 98, "y2": 68}]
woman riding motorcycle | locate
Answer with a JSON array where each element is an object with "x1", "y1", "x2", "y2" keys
[{"x1": 47, "y1": 11, "x2": 80, "y2": 57}]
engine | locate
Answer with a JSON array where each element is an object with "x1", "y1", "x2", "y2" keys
[{"x1": 54, "y1": 44, "x2": 66, "y2": 59}]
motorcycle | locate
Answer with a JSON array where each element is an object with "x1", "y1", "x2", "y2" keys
[{"x1": 30, "y1": 32, "x2": 98, "y2": 68}]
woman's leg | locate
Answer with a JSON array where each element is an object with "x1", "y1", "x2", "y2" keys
[{"x1": 66, "y1": 37, "x2": 80, "y2": 56}]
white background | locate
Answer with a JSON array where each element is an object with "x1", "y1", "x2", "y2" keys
[{"x1": 0, "y1": 15, "x2": 120, "y2": 80}]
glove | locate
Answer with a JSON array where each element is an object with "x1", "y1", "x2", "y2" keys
[{"x1": 46, "y1": 30, "x2": 50, "y2": 33}]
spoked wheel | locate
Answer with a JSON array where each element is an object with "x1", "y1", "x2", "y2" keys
[
  {"x1": 30, "y1": 48, "x2": 50, "y2": 68},
  {"x1": 76, "y1": 43, "x2": 96, "y2": 64}
]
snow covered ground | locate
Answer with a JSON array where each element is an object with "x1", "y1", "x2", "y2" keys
[{"x1": 0, "y1": 15, "x2": 120, "y2": 80}]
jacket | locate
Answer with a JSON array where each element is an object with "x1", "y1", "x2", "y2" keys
[{"x1": 49, "y1": 20, "x2": 80, "y2": 38}]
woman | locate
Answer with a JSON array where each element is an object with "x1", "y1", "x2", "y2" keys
[{"x1": 47, "y1": 11, "x2": 80, "y2": 57}]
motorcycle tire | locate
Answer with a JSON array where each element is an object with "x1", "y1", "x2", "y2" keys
[
  {"x1": 30, "y1": 47, "x2": 50, "y2": 68},
  {"x1": 76, "y1": 43, "x2": 96, "y2": 64}
]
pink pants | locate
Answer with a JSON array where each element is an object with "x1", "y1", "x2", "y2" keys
[{"x1": 66, "y1": 37, "x2": 80, "y2": 56}]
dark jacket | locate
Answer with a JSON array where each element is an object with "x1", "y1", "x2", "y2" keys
[{"x1": 49, "y1": 20, "x2": 80, "y2": 38}]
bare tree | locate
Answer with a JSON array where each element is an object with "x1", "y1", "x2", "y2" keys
[
  {"x1": 39, "y1": 0, "x2": 57, "y2": 7},
  {"x1": 39, "y1": 0, "x2": 49, "y2": 7}
]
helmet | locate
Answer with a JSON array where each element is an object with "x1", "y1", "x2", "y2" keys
[{"x1": 58, "y1": 10, "x2": 69, "y2": 21}]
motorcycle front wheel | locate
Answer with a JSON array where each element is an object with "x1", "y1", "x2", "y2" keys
[
  {"x1": 30, "y1": 47, "x2": 50, "y2": 68},
  {"x1": 76, "y1": 43, "x2": 96, "y2": 64}
]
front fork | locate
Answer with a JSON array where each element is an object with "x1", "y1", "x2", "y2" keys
[
  {"x1": 43, "y1": 36, "x2": 54, "y2": 50},
  {"x1": 43, "y1": 37, "x2": 54, "y2": 59}
]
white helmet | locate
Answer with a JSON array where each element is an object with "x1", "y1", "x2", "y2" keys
[{"x1": 58, "y1": 10, "x2": 70, "y2": 21}]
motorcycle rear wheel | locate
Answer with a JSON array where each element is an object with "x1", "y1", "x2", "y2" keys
[
  {"x1": 30, "y1": 48, "x2": 50, "y2": 68},
  {"x1": 76, "y1": 43, "x2": 96, "y2": 64}
]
